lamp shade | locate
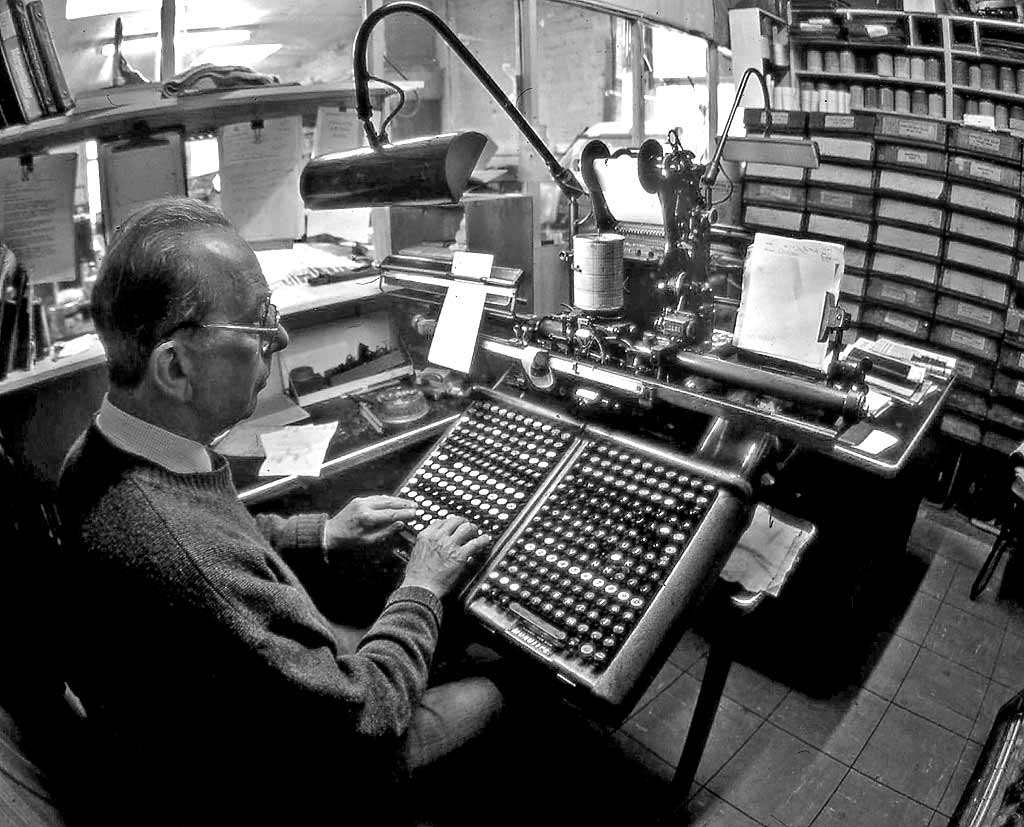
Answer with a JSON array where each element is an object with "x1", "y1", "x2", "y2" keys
[{"x1": 300, "y1": 132, "x2": 489, "y2": 209}]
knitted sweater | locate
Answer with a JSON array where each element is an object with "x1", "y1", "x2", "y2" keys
[{"x1": 58, "y1": 425, "x2": 442, "y2": 824}]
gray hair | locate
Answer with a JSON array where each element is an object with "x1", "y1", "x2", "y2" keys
[{"x1": 91, "y1": 197, "x2": 235, "y2": 388}]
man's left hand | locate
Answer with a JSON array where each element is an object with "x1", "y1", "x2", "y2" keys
[{"x1": 324, "y1": 495, "x2": 418, "y2": 552}]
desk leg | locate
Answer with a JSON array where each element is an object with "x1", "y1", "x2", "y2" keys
[{"x1": 669, "y1": 637, "x2": 734, "y2": 804}]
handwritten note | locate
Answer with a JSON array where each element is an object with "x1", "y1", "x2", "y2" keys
[
  {"x1": 311, "y1": 106, "x2": 362, "y2": 158},
  {"x1": 258, "y1": 421, "x2": 338, "y2": 477},
  {"x1": 733, "y1": 233, "x2": 844, "y2": 373},
  {"x1": 219, "y1": 117, "x2": 304, "y2": 244},
  {"x1": 99, "y1": 133, "x2": 187, "y2": 241},
  {"x1": 428, "y1": 281, "x2": 489, "y2": 373},
  {"x1": 0, "y1": 153, "x2": 76, "y2": 283}
]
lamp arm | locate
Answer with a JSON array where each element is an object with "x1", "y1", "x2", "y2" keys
[
  {"x1": 702, "y1": 67, "x2": 773, "y2": 189},
  {"x1": 353, "y1": 1, "x2": 585, "y2": 200}
]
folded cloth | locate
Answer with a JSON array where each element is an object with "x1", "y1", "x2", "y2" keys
[
  {"x1": 720, "y1": 504, "x2": 815, "y2": 598},
  {"x1": 161, "y1": 63, "x2": 282, "y2": 97}
]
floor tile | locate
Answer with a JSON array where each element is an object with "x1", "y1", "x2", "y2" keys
[
  {"x1": 622, "y1": 672, "x2": 761, "y2": 785},
  {"x1": 922, "y1": 602, "x2": 1002, "y2": 677},
  {"x1": 993, "y1": 630, "x2": 1024, "y2": 687},
  {"x1": 769, "y1": 687, "x2": 887, "y2": 766},
  {"x1": 610, "y1": 730, "x2": 674, "y2": 784},
  {"x1": 668, "y1": 627, "x2": 710, "y2": 672},
  {"x1": 895, "y1": 591, "x2": 941, "y2": 644},
  {"x1": 708, "y1": 723, "x2": 846, "y2": 827},
  {"x1": 970, "y1": 679, "x2": 1018, "y2": 744},
  {"x1": 937, "y1": 739, "x2": 983, "y2": 817},
  {"x1": 937, "y1": 530, "x2": 995, "y2": 571},
  {"x1": 684, "y1": 787, "x2": 766, "y2": 827},
  {"x1": 811, "y1": 769, "x2": 933, "y2": 827},
  {"x1": 894, "y1": 648, "x2": 987, "y2": 738},
  {"x1": 945, "y1": 564, "x2": 1016, "y2": 630},
  {"x1": 630, "y1": 661, "x2": 683, "y2": 716},
  {"x1": 919, "y1": 554, "x2": 958, "y2": 600},
  {"x1": 861, "y1": 632, "x2": 919, "y2": 700},
  {"x1": 854, "y1": 705, "x2": 965, "y2": 809},
  {"x1": 690, "y1": 657, "x2": 790, "y2": 719}
]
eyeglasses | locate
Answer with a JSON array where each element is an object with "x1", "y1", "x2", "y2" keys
[{"x1": 196, "y1": 301, "x2": 281, "y2": 357}]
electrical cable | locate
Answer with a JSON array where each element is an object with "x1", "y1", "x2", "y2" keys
[{"x1": 368, "y1": 74, "x2": 406, "y2": 138}]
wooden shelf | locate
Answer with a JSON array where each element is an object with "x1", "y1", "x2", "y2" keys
[
  {"x1": 952, "y1": 83, "x2": 1024, "y2": 103},
  {"x1": 792, "y1": 39, "x2": 943, "y2": 54},
  {"x1": 0, "y1": 81, "x2": 417, "y2": 158},
  {"x1": 797, "y1": 70, "x2": 946, "y2": 88}
]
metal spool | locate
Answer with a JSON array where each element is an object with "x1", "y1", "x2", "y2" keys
[{"x1": 572, "y1": 233, "x2": 624, "y2": 314}]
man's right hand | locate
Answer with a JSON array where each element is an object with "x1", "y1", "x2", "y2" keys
[{"x1": 402, "y1": 516, "x2": 491, "y2": 599}]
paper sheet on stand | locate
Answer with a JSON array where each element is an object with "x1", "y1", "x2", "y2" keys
[
  {"x1": 428, "y1": 281, "x2": 489, "y2": 373},
  {"x1": 0, "y1": 153, "x2": 77, "y2": 283},
  {"x1": 258, "y1": 421, "x2": 338, "y2": 477},
  {"x1": 733, "y1": 233, "x2": 844, "y2": 373},
  {"x1": 99, "y1": 133, "x2": 187, "y2": 241},
  {"x1": 219, "y1": 117, "x2": 304, "y2": 244}
]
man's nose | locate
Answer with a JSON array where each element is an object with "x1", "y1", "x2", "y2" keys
[{"x1": 271, "y1": 323, "x2": 289, "y2": 354}]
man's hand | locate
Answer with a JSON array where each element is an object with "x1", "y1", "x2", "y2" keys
[
  {"x1": 324, "y1": 495, "x2": 418, "y2": 551},
  {"x1": 402, "y1": 516, "x2": 491, "y2": 599}
]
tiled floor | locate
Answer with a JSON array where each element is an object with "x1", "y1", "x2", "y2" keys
[{"x1": 575, "y1": 501, "x2": 1024, "y2": 827}]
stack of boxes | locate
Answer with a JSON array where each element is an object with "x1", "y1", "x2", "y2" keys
[
  {"x1": 741, "y1": 110, "x2": 809, "y2": 237},
  {"x1": 738, "y1": 111, "x2": 1024, "y2": 452}
]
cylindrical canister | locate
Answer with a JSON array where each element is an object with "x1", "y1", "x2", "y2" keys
[
  {"x1": 840, "y1": 49, "x2": 855, "y2": 74},
  {"x1": 880, "y1": 87, "x2": 895, "y2": 110},
  {"x1": 996, "y1": 103, "x2": 1009, "y2": 128},
  {"x1": 966, "y1": 98, "x2": 979, "y2": 116},
  {"x1": 925, "y1": 57, "x2": 941, "y2": 82},
  {"x1": 952, "y1": 59, "x2": 969, "y2": 85},
  {"x1": 910, "y1": 56, "x2": 926, "y2": 80},
  {"x1": 928, "y1": 92, "x2": 944, "y2": 118},
  {"x1": 952, "y1": 93, "x2": 966, "y2": 119},
  {"x1": 894, "y1": 54, "x2": 911, "y2": 79},
  {"x1": 806, "y1": 49, "x2": 824, "y2": 72},
  {"x1": 969, "y1": 64, "x2": 982, "y2": 89},
  {"x1": 572, "y1": 233, "x2": 624, "y2": 314},
  {"x1": 865, "y1": 85, "x2": 879, "y2": 108},
  {"x1": 876, "y1": 53, "x2": 894, "y2": 76},
  {"x1": 895, "y1": 88, "x2": 911, "y2": 112},
  {"x1": 1001, "y1": 65, "x2": 1017, "y2": 93},
  {"x1": 980, "y1": 62, "x2": 997, "y2": 88},
  {"x1": 850, "y1": 83, "x2": 865, "y2": 109},
  {"x1": 911, "y1": 89, "x2": 927, "y2": 115},
  {"x1": 824, "y1": 50, "x2": 841, "y2": 73},
  {"x1": 980, "y1": 99, "x2": 996, "y2": 118}
]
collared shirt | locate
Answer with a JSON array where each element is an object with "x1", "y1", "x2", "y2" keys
[{"x1": 96, "y1": 395, "x2": 212, "y2": 474}]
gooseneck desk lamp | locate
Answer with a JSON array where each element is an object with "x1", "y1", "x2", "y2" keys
[{"x1": 299, "y1": 0, "x2": 586, "y2": 225}]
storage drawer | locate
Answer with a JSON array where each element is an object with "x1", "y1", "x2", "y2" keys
[
  {"x1": 946, "y1": 213, "x2": 1018, "y2": 252},
  {"x1": 865, "y1": 278, "x2": 936, "y2": 317},
  {"x1": 933, "y1": 295, "x2": 1005, "y2": 337},
  {"x1": 943, "y1": 240, "x2": 1015, "y2": 279},
  {"x1": 875, "y1": 142, "x2": 946, "y2": 175},
  {"x1": 941, "y1": 414, "x2": 982, "y2": 444},
  {"x1": 806, "y1": 187, "x2": 873, "y2": 216},
  {"x1": 874, "y1": 223, "x2": 942, "y2": 259},
  {"x1": 743, "y1": 181, "x2": 807, "y2": 209},
  {"x1": 947, "y1": 155, "x2": 1021, "y2": 192},
  {"x1": 951, "y1": 355, "x2": 995, "y2": 392},
  {"x1": 870, "y1": 251, "x2": 938, "y2": 287},
  {"x1": 930, "y1": 322, "x2": 999, "y2": 360},
  {"x1": 875, "y1": 114, "x2": 947, "y2": 147},
  {"x1": 875, "y1": 197, "x2": 945, "y2": 230},
  {"x1": 949, "y1": 124, "x2": 1023, "y2": 162},
  {"x1": 876, "y1": 169, "x2": 946, "y2": 202},
  {"x1": 862, "y1": 306, "x2": 931, "y2": 340},
  {"x1": 998, "y1": 342, "x2": 1024, "y2": 376},
  {"x1": 939, "y1": 268, "x2": 1011, "y2": 307},
  {"x1": 948, "y1": 387, "x2": 989, "y2": 419},
  {"x1": 742, "y1": 206, "x2": 804, "y2": 234}
]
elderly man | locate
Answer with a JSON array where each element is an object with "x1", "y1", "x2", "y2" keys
[{"x1": 58, "y1": 197, "x2": 500, "y2": 825}]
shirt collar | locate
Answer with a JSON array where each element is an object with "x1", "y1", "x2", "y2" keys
[{"x1": 96, "y1": 395, "x2": 212, "y2": 474}]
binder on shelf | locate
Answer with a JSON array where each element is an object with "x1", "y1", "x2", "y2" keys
[
  {"x1": 0, "y1": 0, "x2": 40, "y2": 123},
  {"x1": 0, "y1": 243, "x2": 17, "y2": 380},
  {"x1": 934, "y1": 294, "x2": 1005, "y2": 337},
  {"x1": 876, "y1": 169, "x2": 946, "y2": 202},
  {"x1": 807, "y1": 163, "x2": 875, "y2": 191},
  {"x1": 946, "y1": 212, "x2": 1018, "y2": 251},
  {"x1": 870, "y1": 250, "x2": 939, "y2": 287},
  {"x1": 874, "y1": 223, "x2": 942, "y2": 259},
  {"x1": 939, "y1": 267, "x2": 1011, "y2": 308},
  {"x1": 875, "y1": 143, "x2": 947, "y2": 176},
  {"x1": 865, "y1": 278, "x2": 937, "y2": 317},
  {"x1": 948, "y1": 182, "x2": 1019, "y2": 222},
  {"x1": 875, "y1": 197, "x2": 945, "y2": 230},
  {"x1": 25, "y1": 0, "x2": 71, "y2": 113},
  {"x1": 8, "y1": 0, "x2": 52, "y2": 114},
  {"x1": 947, "y1": 154, "x2": 1021, "y2": 192},
  {"x1": 806, "y1": 186, "x2": 873, "y2": 217},
  {"x1": 944, "y1": 239, "x2": 1014, "y2": 277},
  {"x1": 948, "y1": 124, "x2": 1023, "y2": 163}
]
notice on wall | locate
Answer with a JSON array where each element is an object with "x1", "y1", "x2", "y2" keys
[
  {"x1": 219, "y1": 116, "x2": 304, "y2": 244},
  {"x1": 0, "y1": 153, "x2": 76, "y2": 284}
]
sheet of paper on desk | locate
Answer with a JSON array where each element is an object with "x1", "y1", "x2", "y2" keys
[
  {"x1": 855, "y1": 428, "x2": 899, "y2": 456},
  {"x1": 258, "y1": 421, "x2": 338, "y2": 477},
  {"x1": 733, "y1": 233, "x2": 844, "y2": 373},
  {"x1": 428, "y1": 281, "x2": 489, "y2": 373}
]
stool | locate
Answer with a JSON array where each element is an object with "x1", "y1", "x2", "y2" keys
[{"x1": 970, "y1": 468, "x2": 1024, "y2": 600}]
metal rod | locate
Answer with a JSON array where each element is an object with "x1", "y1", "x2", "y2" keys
[{"x1": 703, "y1": 67, "x2": 772, "y2": 189}]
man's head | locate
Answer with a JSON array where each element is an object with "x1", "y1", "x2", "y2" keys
[{"x1": 92, "y1": 197, "x2": 288, "y2": 441}]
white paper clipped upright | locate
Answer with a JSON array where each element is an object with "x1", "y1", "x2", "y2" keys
[
  {"x1": 428, "y1": 281, "x2": 489, "y2": 373},
  {"x1": 219, "y1": 117, "x2": 304, "y2": 244},
  {"x1": 733, "y1": 233, "x2": 844, "y2": 373},
  {"x1": 0, "y1": 153, "x2": 76, "y2": 284},
  {"x1": 99, "y1": 133, "x2": 187, "y2": 241},
  {"x1": 311, "y1": 106, "x2": 362, "y2": 158},
  {"x1": 450, "y1": 251, "x2": 494, "y2": 280}
]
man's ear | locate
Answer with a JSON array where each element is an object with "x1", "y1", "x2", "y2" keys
[{"x1": 148, "y1": 339, "x2": 192, "y2": 402}]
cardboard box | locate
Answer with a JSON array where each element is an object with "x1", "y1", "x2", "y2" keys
[
  {"x1": 865, "y1": 278, "x2": 936, "y2": 317},
  {"x1": 862, "y1": 305, "x2": 931, "y2": 341},
  {"x1": 812, "y1": 135, "x2": 875, "y2": 165},
  {"x1": 930, "y1": 322, "x2": 999, "y2": 360},
  {"x1": 949, "y1": 124, "x2": 1023, "y2": 163},
  {"x1": 876, "y1": 169, "x2": 947, "y2": 202},
  {"x1": 875, "y1": 143, "x2": 947, "y2": 175},
  {"x1": 939, "y1": 267, "x2": 1011, "y2": 307},
  {"x1": 934, "y1": 295, "x2": 1005, "y2": 336},
  {"x1": 742, "y1": 205, "x2": 804, "y2": 233},
  {"x1": 808, "y1": 112, "x2": 877, "y2": 135},
  {"x1": 807, "y1": 163, "x2": 875, "y2": 191},
  {"x1": 744, "y1": 162, "x2": 807, "y2": 182},
  {"x1": 743, "y1": 108, "x2": 808, "y2": 134},
  {"x1": 948, "y1": 183, "x2": 1020, "y2": 222},
  {"x1": 874, "y1": 223, "x2": 943, "y2": 259},
  {"x1": 874, "y1": 114, "x2": 948, "y2": 147},
  {"x1": 947, "y1": 155, "x2": 1021, "y2": 192},
  {"x1": 806, "y1": 186, "x2": 874, "y2": 217},
  {"x1": 805, "y1": 213, "x2": 872, "y2": 244},
  {"x1": 946, "y1": 212, "x2": 1018, "y2": 251},
  {"x1": 943, "y1": 240, "x2": 1015, "y2": 278},
  {"x1": 875, "y1": 197, "x2": 945, "y2": 230},
  {"x1": 870, "y1": 251, "x2": 939, "y2": 287},
  {"x1": 743, "y1": 181, "x2": 806, "y2": 208}
]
